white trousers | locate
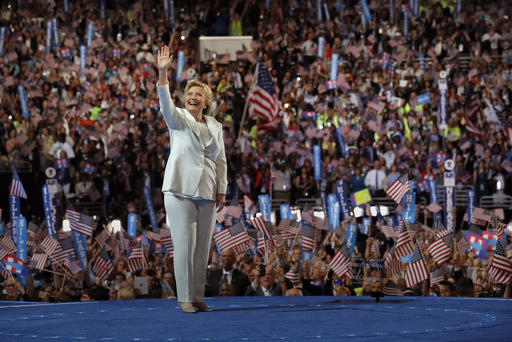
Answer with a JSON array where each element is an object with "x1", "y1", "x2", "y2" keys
[{"x1": 164, "y1": 193, "x2": 216, "y2": 303}]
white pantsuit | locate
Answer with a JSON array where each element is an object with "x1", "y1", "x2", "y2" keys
[{"x1": 157, "y1": 83, "x2": 227, "y2": 303}]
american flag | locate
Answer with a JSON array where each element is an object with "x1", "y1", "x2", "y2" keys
[
  {"x1": 285, "y1": 263, "x2": 301, "y2": 284},
  {"x1": 66, "y1": 209, "x2": 94, "y2": 237},
  {"x1": 329, "y1": 243, "x2": 352, "y2": 278},
  {"x1": 312, "y1": 215, "x2": 329, "y2": 231},
  {"x1": 127, "y1": 241, "x2": 147, "y2": 273},
  {"x1": 276, "y1": 219, "x2": 300, "y2": 240},
  {"x1": 67, "y1": 256, "x2": 81, "y2": 275},
  {"x1": 40, "y1": 235, "x2": 60, "y2": 255},
  {"x1": 379, "y1": 225, "x2": 399, "y2": 239},
  {"x1": 462, "y1": 94, "x2": 485, "y2": 139},
  {"x1": 29, "y1": 253, "x2": 48, "y2": 270},
  {"x1": 225, "y1": 205, "x2": 243, "y2": 219},
  {"x1": 49, "y1": 246, "x2": 70, "y2": 268},
  {"x1": 394, "y1": 223, "x2": 414, "y2": 260},
  {"x1": 496, "y1": 111, "x2": 512, "y2": 146},
  {"x1": 404, "y1": 245, "x2": 429, "y2": 288},
  {"x1": 488, "y1": 241, "x2": 512, "y2": 284},
  {"x1": 248, "y1": 61, "x2": 280, "y2": 126},
  {"x1": 301, "y1": 222, "x2": 316, "y2": 252},
  {"x1": 216, "y1": 206, "x2": 228, "y2": 224},
  {"x1": 92, "y1": 248, "x2": 113, "y2": 281},
  {"x1": 159, "y1": 225, "x2": 174, "y2": 258},
  {"x1": 383, "y1": 281, "x2": 404, "y2": 296},
  {"x1": 385, "y1": 174, "x2": 410, "y2": 204},
  {"x1": 428, "y1": 234, "x2": 451, "y2": 265},
  {"x1": 10, "y1": 168, "x2": 27, "y2": 199},
  {"x1": 249, "y1": 217, "x2": 275, "y2": 249},
  {"x1": 385, "y1": 248, "x2": 401, "y2": 278},
  {"x1": 95, "y1": 229, "x2": 111, "y2": 249},
  {"x1": 0, "y1": 234, "x2": 17, "y2": 260},
  {"x1": 244, "y1": 195, "x2": 257, "y2": 216},
  {"x1": 456, "y1": 236, "x2": 469, "y2": 256},
  {"x1": 430, "y1": 268, "x2": 444, "y2": 287},
  {"x1": 213, "y1": 222, "x2": 251, "y2": 253}
]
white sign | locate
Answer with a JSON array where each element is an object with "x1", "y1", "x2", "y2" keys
[
  {"x1": 444, "y1": 171, "x2": 455, "y2": 187},
  {"x1": 199, "y1": 36, "x2": 253, "y2": 62}
]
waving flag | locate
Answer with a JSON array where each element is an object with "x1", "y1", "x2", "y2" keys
[
  {"x1": 249, "y1": 216, "x2": 275, "y2": 250},
  {"x1": 386, "y1": 174, "x2": 409, "y2": 204},
  {"x1": 29, "y1": 253, "x2": 48, "y2": 270},
  {"x1": 127, "y1": 241, "x2": 147, "y2": 273},
  {"x1": 463, "y1": 94, "x2": 485, "y2": 139},
  {"x1": 383, "y1": 281, "x2": 404, "y2": 296},
  {"x1": 213, "y1": 222, "x2": 251, "y2": 253},
  {"x1": 92, "y1": 248, "x2": 113, "y2": 281},
  {"x1": 66, "y1": 209, "x2": 94, "y2": 237},
  {"x1": 10, "y1": 168, "x2": 27, "y2": 199},
  {"x1": 301, "y1": 222, "x2": 316, "y2": 252},
  {"x1": 385, "y1": 248, "x2": 402, "y2": 278},
  {"x1": 488, "y1": 241, "x2": 512, "y2": 284},
  {"x1": 248, "y1": 61, "x2": 280, "y2": 126},
  {"x1": 428, "y1": 234, "x2": 451, "y2": 265},
  {"x1": 0, "y1": 234, "x2": 17, "y2": 260},
  {"x1": 405, "y1": 245, "x2": 429, "y2": 288},
  {"x1": 430, "y1": 268, "x2": 444, "y2": 287},
  {"x1": 329, "y1": 243, "x2": 352, "y2": 278},
  {"x1": 394, "y1": 222, "x2": 414, "y2": 259},
  {"x1": 285, "y1": 263, "x2": 301, "y2": 284}
]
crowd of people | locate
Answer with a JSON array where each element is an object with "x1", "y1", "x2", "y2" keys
[{"x1": 1, "y1": 0, "x2": 512, "y2": 302}]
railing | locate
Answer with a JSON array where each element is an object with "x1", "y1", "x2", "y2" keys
[
  {"x1": 0, "y1": 160, "x2": 32, "y2": 173},
  {"x1": 479, "y1": 195, "x2": 512, "y2": 209}
]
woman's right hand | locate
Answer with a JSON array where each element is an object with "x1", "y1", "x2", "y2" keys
[{"x1": 157, "y1": 45, "x2": 173, "y2": 70}]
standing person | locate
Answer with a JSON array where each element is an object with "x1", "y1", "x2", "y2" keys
[{"x1": 156, "y1": 45, "x2": 227, "y2": 313}]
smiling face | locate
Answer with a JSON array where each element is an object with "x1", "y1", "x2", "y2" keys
[{"x1": 184, "y1": 86, "x2": 206, "y2": 116}]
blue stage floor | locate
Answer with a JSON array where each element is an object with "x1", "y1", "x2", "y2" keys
[{"x1": 0, "y1": 296, "x2": 511, "y2": 342}]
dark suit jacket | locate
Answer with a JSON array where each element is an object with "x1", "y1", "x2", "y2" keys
[
  {"x1": 244, "y1": 283, "x2": 282, "y2": 296},
  {"x1": 205, "y1": 269, "x2": 249, "y2": 297}
]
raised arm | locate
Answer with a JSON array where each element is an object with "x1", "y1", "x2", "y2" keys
[{"x1": 156, "y1": 45, "x2": 185, "y2": 130}]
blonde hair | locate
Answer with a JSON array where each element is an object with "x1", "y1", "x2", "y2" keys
[
  {"x1": 117, "y1": 286, "x2": 136, "y2": 300},
  {"x1": 183, "y1": 80, "x2": 214, "y2": 115}
]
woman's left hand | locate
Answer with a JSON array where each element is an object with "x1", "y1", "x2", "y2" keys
[{"x1": 216, "y1": 194, "x2": 226, "y2": 211}]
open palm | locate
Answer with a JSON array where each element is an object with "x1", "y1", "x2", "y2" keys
[{"x1": 157, "y1": 45, "x2": 173, "y2": 70}]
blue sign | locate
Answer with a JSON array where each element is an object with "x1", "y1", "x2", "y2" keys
[
  {"x1": 52, "y1": 18, "x2": 59, "y2": 47},
  {"x1": 18, "y1": 86, "x2": 29, "y2": 118},
  {"x1": 9, "y1": 194, "x2": 20, "y2": 243},
  {"x1": 402, "y1": 192, "x2": 416, "y2": 223},
  {"x1": 330, "y1": 53, "x2": 339, "y2": 81},
  {"x1": 467, "y1": 189, "x2": 476, "y2": 224},
  {"x1": 313, "y1": 145, "x2": 322, "y2": 180},
  {"x1": 127, "y1": 213, "x2": 137, "y2": 238},
  {"x1": 360, "y1": 0, "x2": 372, "y2": 23},
  {"x1": 143, "y1": 186, "x2": 158, "y2": 229},
  {"x1": 334, "y1": 128, "x2": 348, "y2": 157},
  {"x1": 258, "y1": 194, "x2": 271, "y2": 222},
  {"x1": 346, "y1": 222, "x2": 358, "y2": 257},
  {"x1": 0, "y1": 27, "x2": 6, "y2": 56},
  {"x1": 72, "y1": 230, "x2": 88, "y2": 269},
  {"x1": 80, "y1": 45, "x2": 87, "y2": 71},
  {"x1": 176, "y1": 50, "x2": 185, "y2": 81},
  {"x1": 335, "y1": 180, "x2": 351, "y2": 220},
  {"x1": 46, "y1": 20, "x2": 52, "y2": 50},
  {"x1": 327, "y1": 194, "x2": 340, "y2": 230},
  {"x1": 362, "y1": 217, "x2": 371, "y2": 235},
  {"x1": 42, "y1": 185, "x2": 56, "y2": 238},
  {"x1": 87, "y1": 22, "x2": 94, "y2": 47},
  {"x1": 280, "y1": 204, "x2": 293, "y2": 220},
  {"x1": 16, "y1": 216, "x2": 27, "y2": 262}
]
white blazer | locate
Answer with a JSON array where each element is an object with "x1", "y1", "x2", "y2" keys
[{"x1": 157, "y1": 84, "x2": 227, "y2": 199}]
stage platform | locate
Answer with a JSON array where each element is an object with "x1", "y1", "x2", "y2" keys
[{"x1": 0, "y1": 296, "x2": 510, "y2": 341}]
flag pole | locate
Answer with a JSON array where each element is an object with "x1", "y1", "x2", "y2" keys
[{"x1": 236, "y1": 62, "x2": 259, "y2": 143}]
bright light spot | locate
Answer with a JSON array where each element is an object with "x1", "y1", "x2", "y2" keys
[
  {"x1": 112, "y1": 220, "x2": 121, "y2": 234},
  {"x1": 62, "y1": 219, "x2": 70, "y2": 232}
]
